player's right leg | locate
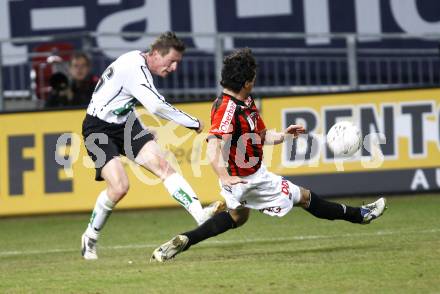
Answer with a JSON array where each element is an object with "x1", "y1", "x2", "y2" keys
[
  {"x1": 135, "y1": 140, "x2": 224, "y2": 225},
  {"x1": 296, "y1": 187, "x2": 386, "y2": 224},
  {"x1": 82, "y1": 158, "x2": 129, "y2": 260},
  {"x1": 151, "y1": 208, "x2": 248, "y2": 262}
]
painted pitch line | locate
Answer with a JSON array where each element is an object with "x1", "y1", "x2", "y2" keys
[{"x1": 0, "y1": 228, "x2": 438, "y2": 257}]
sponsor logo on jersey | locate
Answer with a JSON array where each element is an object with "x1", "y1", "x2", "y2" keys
[
  {"x1": 259, "y1": 206, "x2": 282, "y2": 214},
  {"x1": 112, "y1": 98, "x2": 137, "y2": 116},
  {"x1": 281, "y1": 179, "x2": 292, "y2": 200},
  {"x1": 219, "y1": 100, "x2": 236, "y2": 133}
]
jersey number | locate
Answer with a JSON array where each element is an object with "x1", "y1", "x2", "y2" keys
[{"x1": 93, "y1": 66, "x2": 114, "y2": 93}]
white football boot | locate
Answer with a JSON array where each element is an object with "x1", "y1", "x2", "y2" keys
[
  {"x1": 150, "y1": 235, "x2": 189, "y2": 263},
  {"x1": 81, "y1": 233, "x2": 98, "y2": 260},
  {"x1": 198, "y1": 201, "x2": 226, "y2": 225},
  {"x1": 360, "y1": 197, "x2": 387, "y2": 224}
]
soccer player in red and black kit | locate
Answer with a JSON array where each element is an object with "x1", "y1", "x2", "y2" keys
[
  {"x1": 151, "y1": 48, "x2": 387, "y2": 262},
  {"x1": 209, "y1": 86, "x2": 266, "y2": 177}
]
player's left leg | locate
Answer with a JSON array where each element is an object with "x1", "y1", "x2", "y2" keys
[
  {"x1": 151, "y1": 208, "x2": 249, "y2": 262},
  {"x1": 296, "y1": 187, "x2": 386, "y2": 224},
  {"x1": 82, "y1": 157, "x2": 129, "y2": 260}
]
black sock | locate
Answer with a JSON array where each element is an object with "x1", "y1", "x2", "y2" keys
[
  {"x1": 305, "y1": 191, "x2": 362, "y2": 223},
  {"x1": 182, "y1": 211, "x2": 237, "y2": 249}
]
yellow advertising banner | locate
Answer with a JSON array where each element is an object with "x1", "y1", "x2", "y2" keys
[
  {"x1": 1, "y1": 87, "x2": 439, "y2": 215},
  {"x1": 0, "y1": 103, "x2": 220, "y2": 216},
  {"x1": 261, "y1": 88, "x2": 440, "y2": 175},
  {"x1": 260, "y1": 88, "x2": 440, "y2": 196}
]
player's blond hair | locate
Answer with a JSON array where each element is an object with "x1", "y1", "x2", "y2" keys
[{"x1": 149, "y1": 31, "x2": 186, "y2": 56}]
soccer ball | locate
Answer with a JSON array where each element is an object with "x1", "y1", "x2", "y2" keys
[{"x1": 326, "y1": 121, "x2": 362, "y2": 157}]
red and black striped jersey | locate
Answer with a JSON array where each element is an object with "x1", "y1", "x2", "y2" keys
[{"x1": 208, "y1": 93, "x2": 266, "y2": 176}]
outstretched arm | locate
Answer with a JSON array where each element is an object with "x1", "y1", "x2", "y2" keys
[
  {"x1": 263, "y1": 124, "x2": 306, "y2": 145},
  {"x1": 133, "y1": 83, "x2": 202, "y2": 132},
  {"x1": 127, "y1": 65, "x2": 203, "y2": 132}
]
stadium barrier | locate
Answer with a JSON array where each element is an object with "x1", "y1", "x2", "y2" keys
[
  {"x1": 2, "y1": 31, "x2": 440, "y2": 110},
  {"x1": 1, "y1": 87, "x2": 439, "y2": 216}
]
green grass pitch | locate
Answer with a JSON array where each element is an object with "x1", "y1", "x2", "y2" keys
[{"x1": 1, "y1": 195, "x2": 439, "y2": 293}]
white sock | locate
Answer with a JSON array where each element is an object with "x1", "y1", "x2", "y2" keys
[
  {"x1": 163, "y1": 173, "x2": 205, "y2": 225},
  {"x1": 85, "y1": 190, "x2": 115, "y2": 240}
]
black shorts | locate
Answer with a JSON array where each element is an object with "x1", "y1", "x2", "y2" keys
[{"x1": 82, "y1": 114, "x2": 155, "y2": 181}]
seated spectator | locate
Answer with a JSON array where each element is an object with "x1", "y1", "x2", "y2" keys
[{"x1": 45, "y1": 52, "x2": 98, "y2": 108}]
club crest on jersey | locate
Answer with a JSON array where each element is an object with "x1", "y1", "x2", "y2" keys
[
  {"x1": 245, "y1": 96, "x2": 253, "y2": 106},
  {"x1": 219, "y1": 100, "x2": 236, "y2": 132},
  {"x1": 247, "y1": 112, "x2": 258, "y2": 131}
]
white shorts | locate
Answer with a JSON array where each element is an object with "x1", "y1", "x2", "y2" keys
[{"x1": 219, "y1": 165, "x2": 301, "y2": 217}]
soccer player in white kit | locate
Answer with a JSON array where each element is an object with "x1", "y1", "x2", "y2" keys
[
  {"x1": 151, "y1": 48, "x2": 387, "y2": 262},
  {"x1": 81, "y1": 32, "x2": 223, "y2": 260}
]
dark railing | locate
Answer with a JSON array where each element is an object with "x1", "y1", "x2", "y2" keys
[{"x1": 1, "y1": 32, "x2": 439, "y2": 110}]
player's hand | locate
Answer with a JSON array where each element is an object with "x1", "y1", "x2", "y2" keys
[
  {"x1": 195, "y1": 119, "x2": 204, "y2": 134},
  {"x1": 284, "y1": 124, "x2": 306, "y2": 138},
  {"x1": 220, "y1": 175, "x2": 247, "y2": 186}
]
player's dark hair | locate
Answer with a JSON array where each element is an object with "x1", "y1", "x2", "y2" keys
[
  {"x1": 220, "y1": 48, "x2": 257, "y2": 92},
  {"x1": 150, "y1": 31, "x2": 186, "y2": 56}
]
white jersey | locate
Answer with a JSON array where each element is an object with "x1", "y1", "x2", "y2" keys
[{"x1": 87, "y1": 50, "x2": 200, "y2": 128}]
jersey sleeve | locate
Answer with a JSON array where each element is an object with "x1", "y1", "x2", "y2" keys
[
  {"x1": 126, "y1": 65, "x2": 200, "y2": 130},
  {"x1": 256, "y1": 112, "x2": 266, "y2": 132},
  {"x1": 208, "y1": 99, "x2": 236, "y2": 140}
]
